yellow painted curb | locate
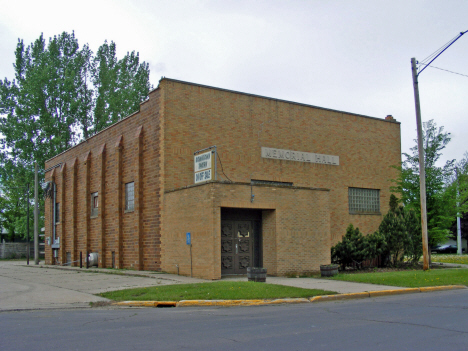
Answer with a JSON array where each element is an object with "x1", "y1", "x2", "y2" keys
[
  {"x1": 114, "y1": 301, "x2": 177, "y2": 307},
  {"x1": 176, "y1": 298, "x2": 309, "y2": 307},
  {"x1": 419, "y1": 285, "x2": 466, "y2": 292},
  {"x1": 264, "y1": 298, "x2": 310, "y2": 305},
  {"x1": 112, "y1": 286, "x2": 467, "y2": 308},
  {"x1": 176, "y1": 300, "x2": 221, "y2": 307},
  {"x1": 369, "y1": 288, "x2": 420, "y2": 297},
  {"x1": 309, "y1": 292, "x2": 369, "y2": 303}
]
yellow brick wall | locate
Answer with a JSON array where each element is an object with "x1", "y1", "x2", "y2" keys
[
  {"x1": 160, "y1": 79, "x2": 401, "y2": 245},
  {"x1": 44, "y1": 78, "x2": 401, "y2": 278},
  {"x1": 162, "y1": 182, "x2": 330, "y2": 279}
]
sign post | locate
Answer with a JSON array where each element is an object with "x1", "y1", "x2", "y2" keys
[{"x1": 186, "y1": 232, "x2": 192, "y2": 277}]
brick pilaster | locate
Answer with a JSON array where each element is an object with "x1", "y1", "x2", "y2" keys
[
  {"x1": 83, "y1": 151, "x2": 91, "y2": 255},
  {"x1": 115, "y1": 136, "x2": 123, "y2": 268},
  {"x1": 135, "y1": 126, "x2": 143, "y2": 270},
  {"x1": 59, "y1": 163, "x2": 66, "y2": 264},
  {"x1": 71, "y1": 158, "x2": 78, "y2": 266},
  {"x1": 49, "y1": 168, "x2": 56, "y2": 265},
  {"x1": 98, "y1": 144, "x2": 106, "y2": 267}
]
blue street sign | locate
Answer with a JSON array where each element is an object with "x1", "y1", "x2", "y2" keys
[{"x1": 186, "y1": 232, "x2": 191, "y2": 245}]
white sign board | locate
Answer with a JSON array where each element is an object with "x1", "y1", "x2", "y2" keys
[
  {"x1": 194, "y1": 151, "x2": 212, "y2": 172},
  {"x1": 261, "y1": 147, "x2": 339, "y2": 166},
  {"x1": 194, "y1": 169, "x2": 212, "y2": 183},
  {"x1": 194, "y1": 151, "x2": 213, "y2": 184}
]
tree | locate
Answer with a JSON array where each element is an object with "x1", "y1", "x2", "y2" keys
[
  {"x1": 0, "y1": 31, "x2": 151, "y2": 240},
  {"x1": 392, "y1": 120, "x2": 457, "y2": 247},
  {"x1": 378, "y1": 194, "x2": 421, "y2": 266},
  {"x1": 92, "y1": 41, "x2": 151, "y2": 135},
  {"x1": 379, "y1": 205, "x2": 409, "y2": 266},
  {"x1": 448, "y1": 152, "x2": 468, "y2": 240}
]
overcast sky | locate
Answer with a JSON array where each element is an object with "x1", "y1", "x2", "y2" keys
[{"x1": 1, "y1": 0, "x2": 467, "y2": 167}]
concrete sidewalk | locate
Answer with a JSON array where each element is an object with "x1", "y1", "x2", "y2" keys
[
  {"x1": 0, "y1": 261, "x2": 203, "y2": 311},
  {"x1": 41, "y1": 261, "x2": 468, "y2": 294},
  {"x1": 1, "y1": 260, "x2": 466, "y2": 311},
  {"x1": 33, "y1": 262, "x2": 404, "y2": 293}
]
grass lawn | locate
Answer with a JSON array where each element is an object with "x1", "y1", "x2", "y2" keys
[
  {"x1": 328, "y1": 268, "x2": 468, "y2": 288},
  {"x1": 430, "y1": 254, "x2": 468, "y2": 265},
  {"x1": 99, "y1": 281, "x2": 337, "y2": 301}
]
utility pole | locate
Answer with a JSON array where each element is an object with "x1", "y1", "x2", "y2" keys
[
  {"x1": 411, "y1": 58, "x2": 429, "y2": 270},
  {"x1": 456, "y1": 167, "x2": 462, "y2": 255},
  {"x1": 34, "y1": 163, "x2": 39, "y2": 264},
  {"x1": 26, "y1": 183, "x2": 30, "y2": 265},
  {"x1": 411, "y1": 30, "x2": 467, "y2": 270}
]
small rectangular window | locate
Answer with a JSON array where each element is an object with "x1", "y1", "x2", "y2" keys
[
  {"x1": 125, "y1": 182, "x2": 134, "y2": 211},
  {"x1": 55, "y1": 203, "x2": 60, "y2": 223},
  {"x1": 348, "y1": 188, "x2": 380, "y2": 214},
  {"x1": 91, "y1": 192, "x2": 98, "y2": 217}
]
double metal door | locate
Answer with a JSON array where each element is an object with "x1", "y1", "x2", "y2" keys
[{"x1": 221, "y1": 220, "x2": 253, "y2": 274}]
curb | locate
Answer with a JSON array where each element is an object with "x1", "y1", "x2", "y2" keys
[{"x1": 112, "y1": 285, "x2": 466, "y2": 308}]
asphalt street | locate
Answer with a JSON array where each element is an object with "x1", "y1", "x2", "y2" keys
[{"x1": 1, "y1": 289, "x2": 467, "y2": 351}]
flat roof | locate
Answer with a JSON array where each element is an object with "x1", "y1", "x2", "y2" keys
[{"x1": 159, "y1": 77, "x2": 399, "y2": 124}]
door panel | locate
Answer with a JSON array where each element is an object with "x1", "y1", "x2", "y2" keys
[
  {"x1": 221, "y1": 220, "x2": 254, "y2": 274},
  {"x1": 221, "y1": 222, "x2": 235, "y2": 272}
]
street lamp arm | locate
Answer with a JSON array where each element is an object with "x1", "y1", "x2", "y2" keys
[{"x1": 418, "y1": 30, "x2": 468, "y2": 76}]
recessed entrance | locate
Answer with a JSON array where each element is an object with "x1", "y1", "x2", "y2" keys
[{"x1": 221, "y1": 208, "x2": 262, "y2": 275}]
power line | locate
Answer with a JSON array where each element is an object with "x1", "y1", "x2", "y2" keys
[
  {"x1": 417, "y1": 30, "x2": 467, "y2": 76},
  {"x1": 216, "y1": 151, "x2": 232, "y2": 182},
  {"x1": 420, "y1": 34, "x2": 461, "y2": 65},
  {"x1": 417, "y1": 62, "x2": 468, "y2": 78}
]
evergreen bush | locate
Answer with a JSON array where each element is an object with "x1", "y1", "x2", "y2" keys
[
  {"x1": 331, "y1": 194, "x2": 421, "y2": 269},
  {"x1": 379, "y1": 194, "x2": 422, "y2": 266},
  {"x1": 331, "y1": 224, "x2": 369, "y2": 270}
]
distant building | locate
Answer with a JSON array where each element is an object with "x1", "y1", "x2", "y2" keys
[{"x1": 44, "y1": 78, "x2": 401, "y2": 279}]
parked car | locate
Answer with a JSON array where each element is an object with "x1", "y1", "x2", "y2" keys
[{"x1": 431, "y1": 245, "x2": 466, "y2": 254}]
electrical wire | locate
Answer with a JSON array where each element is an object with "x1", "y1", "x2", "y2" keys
[
  {"x1": 417, "y1": 62, "x2": 468, "y2": 78},
  {"x1": 419, "y1": 34, "x2": 461, "y2": 65},
  {"x1": 417, "y1": 30, "x2": 467, "y2": 76},
  {"x1": 216, "y1": 151, "x2": 232, "y2": 182}
]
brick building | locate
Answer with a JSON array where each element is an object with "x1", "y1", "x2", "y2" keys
[{"x1": 44, "y1": 78, "x2": 401, "y2": 279}]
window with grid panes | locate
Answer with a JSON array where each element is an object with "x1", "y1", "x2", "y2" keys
[
  {"x1": 55, "y1": 203, "x2": 60, "y2": 223},
  {"x1": 91, "y1": 192, "x2": 98, "y2": 217},
  {"x1": 125, "y1": 182, "x2": 134, "y2": 211},
  {"x1": 348, "y1": 188, "x2": 380, "y2": 214}
]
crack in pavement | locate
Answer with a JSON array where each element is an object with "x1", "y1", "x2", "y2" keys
[
  {"x1": 359, "y1": 317, "x2": 468, "y2": 334},
  {"x1": 81, "y1": 312, "x2": 139, "y2": 326},
  {"x1": 322, "y1": 303, "x2": 468, "y2": 335}
]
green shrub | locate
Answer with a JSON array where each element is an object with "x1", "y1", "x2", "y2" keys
[
  {"x1": 366, "y1": 231, "x2": 387, "y2": 261},
  {"x1": 331, "y1": 195, "x2": 422, "y2": 269},
  {"x1": 404, "y1": 208, "x2": 422, "y2": 263},
  {"x1": 379, "y1": 195, "x2": 422, "y2": 265},
  {"x1": 331, "y1": 224, "x2": 369, "y2": 270}
]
